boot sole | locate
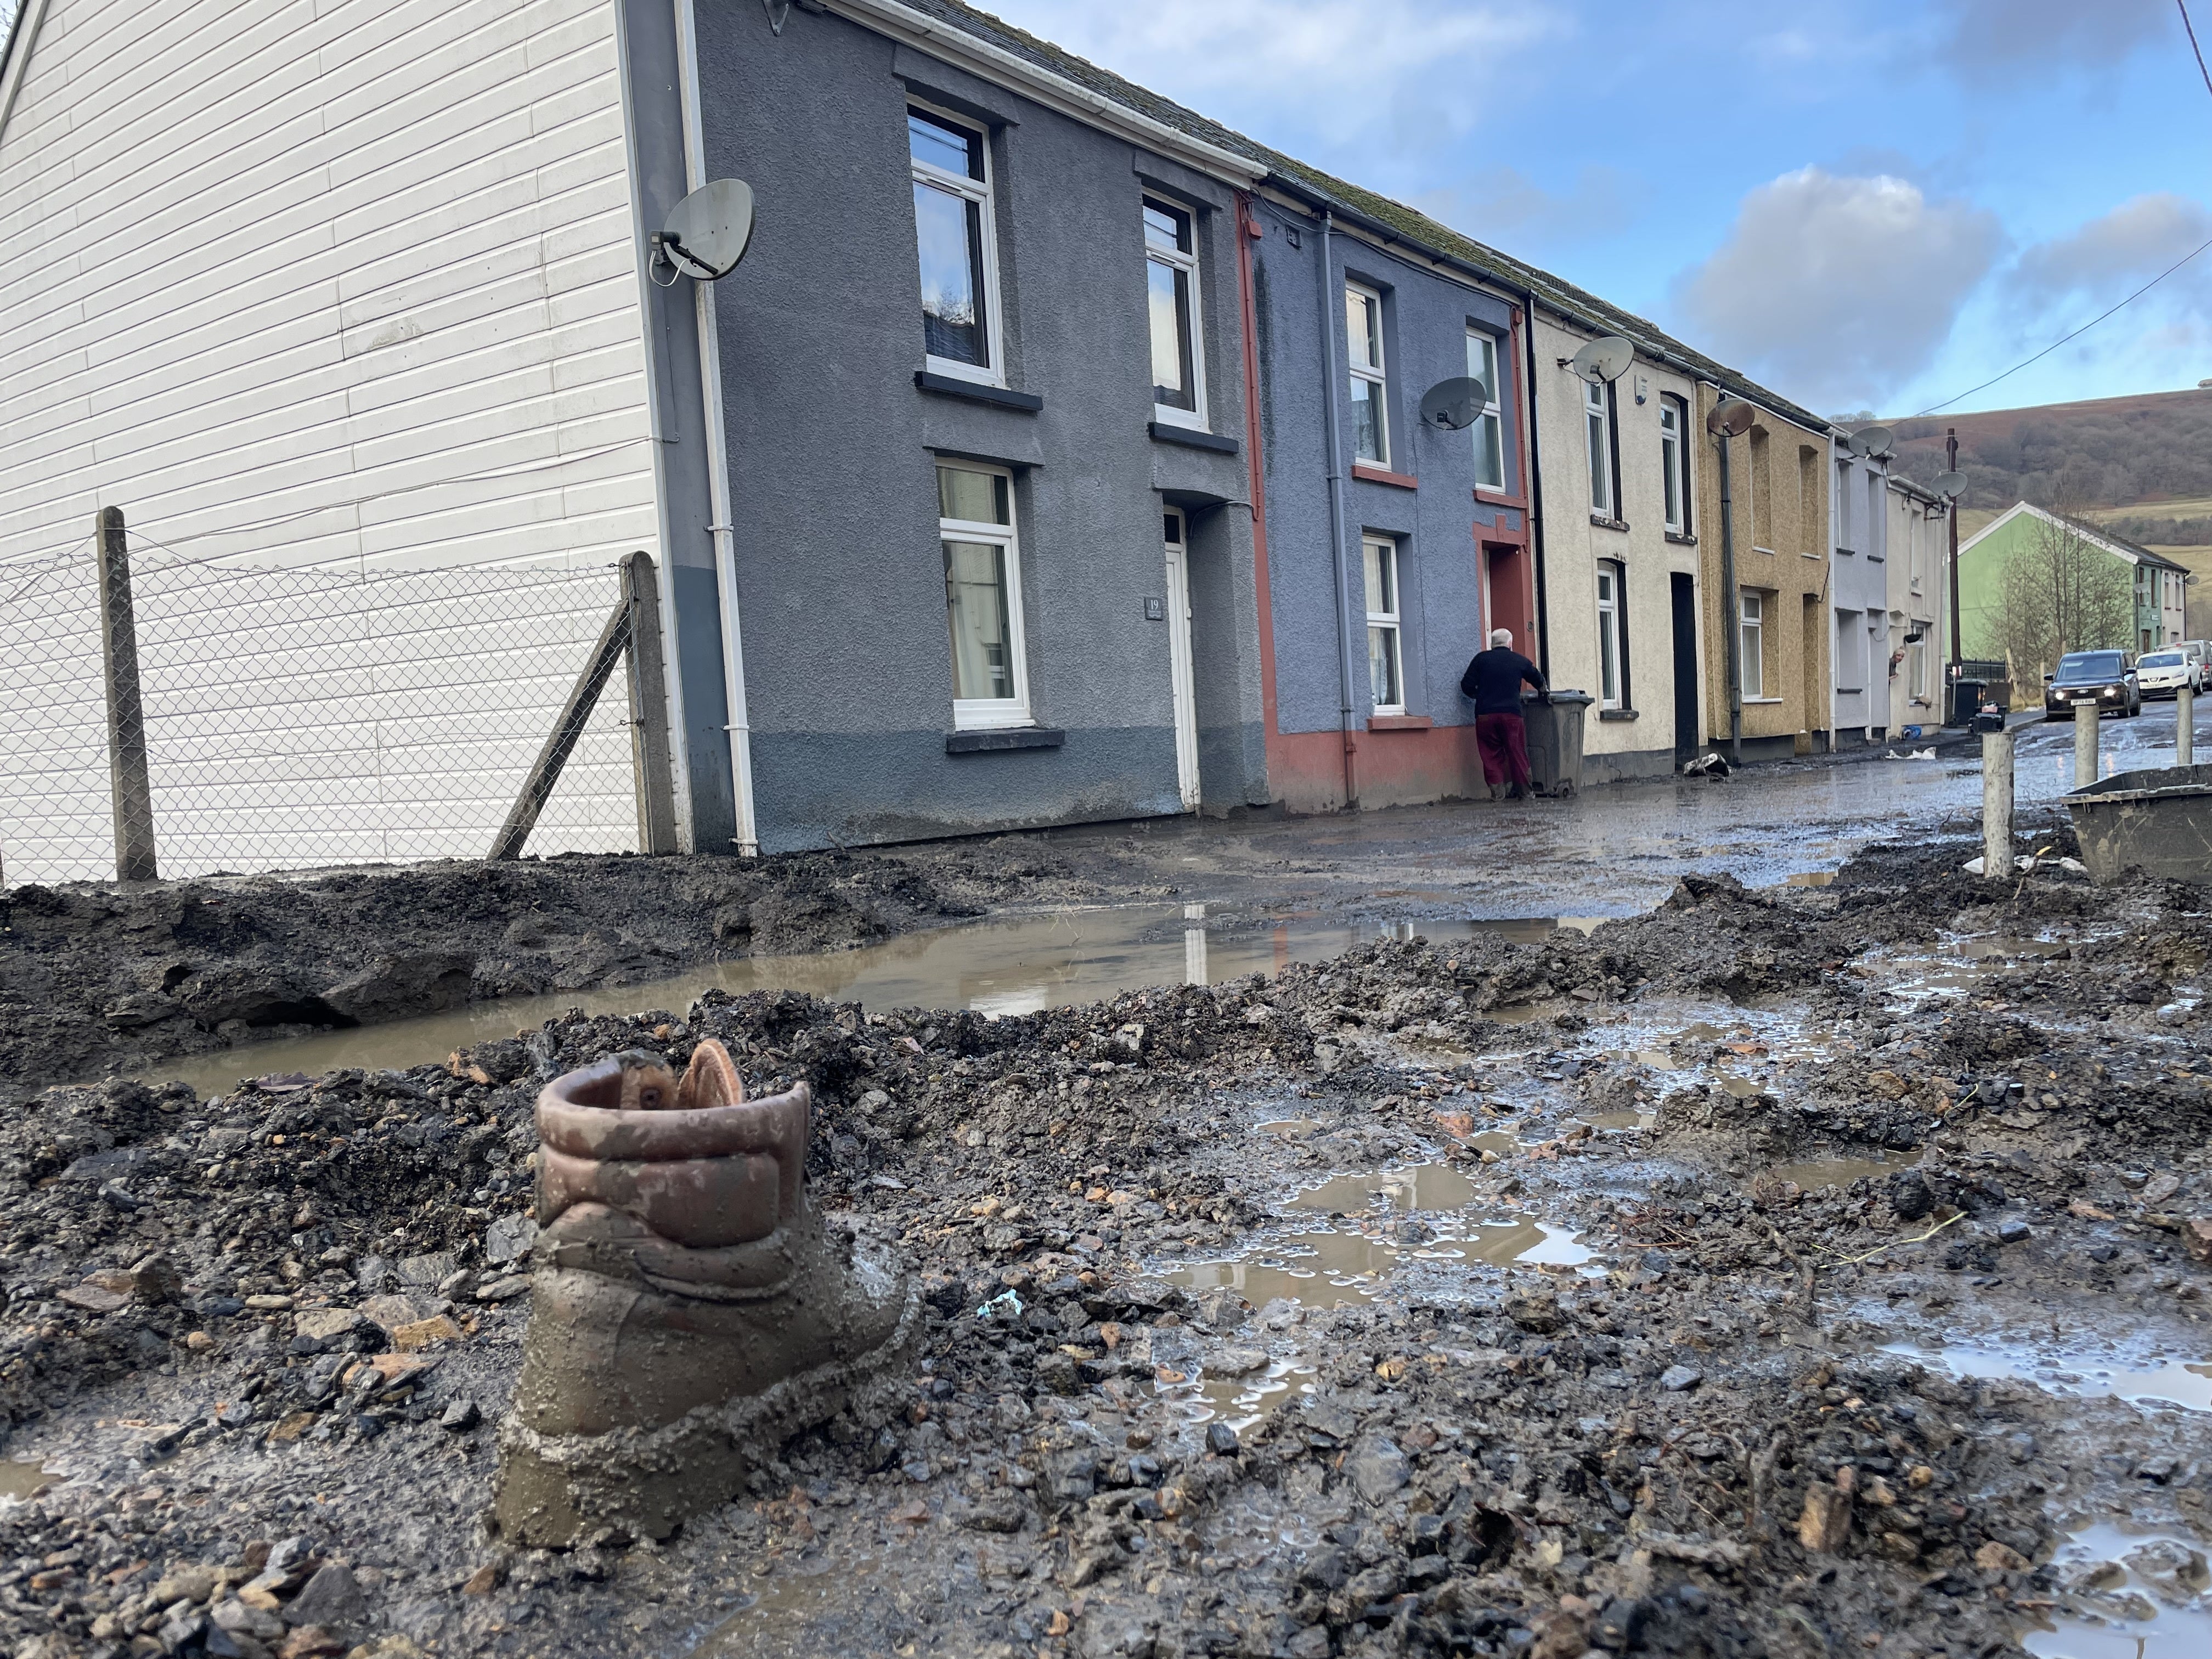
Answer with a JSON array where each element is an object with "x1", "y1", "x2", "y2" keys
[{"x1": 491, "y1": 1273, "x2": 922, "y2": 1547}]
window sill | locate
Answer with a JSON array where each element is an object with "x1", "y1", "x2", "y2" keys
[
  {"x1": 1474, "y1": 489, "x2": 1527, "y2": 511},
  {"x1": 1865, "y1": 553, "x2": 1884, "y2": 563},
  {"x1": 1742, "y1": 696, "x2": 1784, "y2": 704},
  {"x1": 1148, "y1": 421, "x2": 1239, "y2": 455},
  {"x1": 915, "y1": 371, "x2": 1042, "y2": 413},
  {"x1": 1836, "y1": 546, "x2": 1857, "y2": 557},
  {"x1": 1597, "y1": 707, "x2": 1639, "y2": 721},
  {"x1": 1751, "y1": 546, "x2": 1778, "y2": 557},
  {"x1": 1365, "y1": 713, "x2": 1432, "y2": 732},
  {"x1": 1835, "y1": 686, "x2": 1863, "y2": 695},
  {"x1": 1799, "y1": 549, "x2": 1825, "y2": 560},
  {"x1": 1351, "y1": 461, "x2": 1418, "y2": 490},
  {"x1": 946, "y1": 726, "x2": 1065, "y2": 753},
  {"x1": 1589, "y1": 514, "x2": 1630, "y2": 533},
  {"x1": 1664, "y1": 531, "x2": 1696, "y2": 546}
]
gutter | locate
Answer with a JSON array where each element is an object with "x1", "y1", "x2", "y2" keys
[
  {"x1": 1520, "y1": 307, "x2": 1551, "y2": 678},
  {"x1": 822, "y1": 0, "x2": 1265, "y2": 187},
  {"x1": 0, "y1": 0, "x2": 52, "y2": 149},
  {"x1": 1316, "y1": 211, "x2": 1358, "y2": 808}
]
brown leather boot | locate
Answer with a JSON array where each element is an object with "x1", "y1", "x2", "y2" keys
[{"x1": 492, "y1": 1040, "x2": 917, "y2": 1547}]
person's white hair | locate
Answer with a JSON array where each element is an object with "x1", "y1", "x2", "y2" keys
[{"x1": 1489, "y1": 628, "x2": 1512, "y2": 648}]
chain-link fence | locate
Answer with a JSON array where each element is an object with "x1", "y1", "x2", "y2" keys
[{"x1": 0, "y1": 528, "x2": 653, "y2": 889}]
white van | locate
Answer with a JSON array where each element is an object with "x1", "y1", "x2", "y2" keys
[{"x1": 2136, "y1": 641, "x2": 2208, "y2": 698}]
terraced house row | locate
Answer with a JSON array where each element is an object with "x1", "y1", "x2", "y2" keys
[{"x1": 0, "y1": 0, "x2": 1955, "y2": 853}]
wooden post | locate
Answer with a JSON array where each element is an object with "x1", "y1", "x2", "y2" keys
[
  {"x1": 621, "y1": 552, "x2": 680, "y2": 856},
  {"x1": 94, "y1": 507, "x2": 158, "y2": 882},
  {"x1": 2181, "y1": 684, "x2": 2196, "y2": 769},
  {"x1": 2073, "y1": 706, "x2": 2098, "y2": 790},
  {"x1": 1982, "y1": 726, "x2": 2014, "y2": 882},
  {"x1": 489, "y1": 596, "x2": 632, "y2": 861}
]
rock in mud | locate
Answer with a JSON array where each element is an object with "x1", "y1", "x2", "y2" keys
[{"x1": 1345, "y1": 1434, "x2": 1410, "y2": 1503}]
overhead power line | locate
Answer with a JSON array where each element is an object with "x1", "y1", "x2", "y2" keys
[{"x1": 1908, "y1": 0, "x2": 2212, "y2": 419}]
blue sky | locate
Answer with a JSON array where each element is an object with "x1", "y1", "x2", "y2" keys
[{"x1": 983, "y1": 0, "x2": 2211, "y2": 420}]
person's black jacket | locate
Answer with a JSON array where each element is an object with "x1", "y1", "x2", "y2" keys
[{"x1": 1459, "y1": 647, "x2": 1547, "y2": 716}]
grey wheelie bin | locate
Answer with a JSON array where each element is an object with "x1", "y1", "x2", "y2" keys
[{"x1": 1521, "y1": 690, "x2": 1593, "y2": 798}]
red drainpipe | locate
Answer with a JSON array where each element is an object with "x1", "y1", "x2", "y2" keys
[{"x1": 1235, "y1": 190, "x2": 1283, "y2": 789}]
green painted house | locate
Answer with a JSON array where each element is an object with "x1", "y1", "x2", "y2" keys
[{"x1": 1959, "y1": 502, "x2": 2190, "y2": 673}]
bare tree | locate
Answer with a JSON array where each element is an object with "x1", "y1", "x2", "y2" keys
[{"x1": 1995, "y1": 499, "x2": 2133, "y2": 682}]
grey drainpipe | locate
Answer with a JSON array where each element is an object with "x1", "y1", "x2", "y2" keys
[
  {"x1": 1316, "y1": 210, "x2": 1358, "y2": 806},
  {"x1": 1519, "y1": 302, "x2": 1550, "y2": 678}
]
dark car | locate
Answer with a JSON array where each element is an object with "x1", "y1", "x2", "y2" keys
[{"x1": 2044, "y1": 650, "x2": 2141, "y2": 720}]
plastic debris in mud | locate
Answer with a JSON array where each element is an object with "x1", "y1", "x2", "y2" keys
[{"x1": 493, "y1": 1041, "x2": 918, "y2": 1548}]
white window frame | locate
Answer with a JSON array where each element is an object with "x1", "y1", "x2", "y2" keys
[
  {"x1": 1466, "y1": 329, "x2": 1506, "y2": 492},
  {"x1": 1739, "y1": 590, "x2": 1765, "y2": 700},
  {"x1": 1347, "y1": 283, "x2": 1390, "y2": 468},
  {"x1": 1595, "y1": 561, "x2": 1623, "y2": 709},
  {"x1": 909, "y1": 100, "x2": 1005, "y2": 388},
  {"x1": 939, "y1": 460, "x2": 1030, "y2": 730},
  {"x1": 1909, "y1": 636, "x2": 1929, "y2": 700},
  {"x1": 1363, "y1": 534, "x2": 1406, "y2": 714},
  {"x1": 1659, "y1": 395, "x2": 1688, "y2": 534},
  {"x1": 1835, "y1": 459, "x2": 1852, "y2": 550},
  {"x1": 1143, "y1": 196, "x2": 1207, "y2": 431},
  {"x1": 1585, "y1": 378, "x2": 1614, "y2": 518}
]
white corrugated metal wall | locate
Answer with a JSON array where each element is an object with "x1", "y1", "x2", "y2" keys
[{"x1": 0, "y1": 0, "x2": 661, "y2": 882}]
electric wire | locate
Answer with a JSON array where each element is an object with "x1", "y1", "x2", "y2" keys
[{"x1": 1910, "y1": 5, "x2": 2212, "y2": 419}]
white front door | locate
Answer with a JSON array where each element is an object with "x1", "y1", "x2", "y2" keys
[{"x1": 1163, "y1": 510, "x2": 1200, "y2": 810}]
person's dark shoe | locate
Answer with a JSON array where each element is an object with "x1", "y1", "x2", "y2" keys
[
  {"x1": 1505, "y1": 783, "x2": 1527, "y2": 800},
  {"x1": 493, "y1": 1041, "x2": 917, "y2": 1548}
]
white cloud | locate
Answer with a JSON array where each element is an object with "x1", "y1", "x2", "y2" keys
[
  {"x1": 974, "y1": 0, "x2": 1561, "y2": 152},
  {"x1": 2012, "y1": 193, "x2": 2212, "y2": 301},
  {"x1": 1671, "y1": 168, "x2": 2002, "y2": 409}
]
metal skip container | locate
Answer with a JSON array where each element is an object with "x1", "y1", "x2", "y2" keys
[{"x1": 2064, "y1": 763, "x2": 2212, "y2": 883}]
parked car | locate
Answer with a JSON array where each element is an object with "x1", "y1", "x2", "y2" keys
[
  {"x1": 2135, "y1": 642, "x2": 2208, "y2": 699},
  {"x1": 2044, "y1": 650, "x2": 2141, "y2": 719}
]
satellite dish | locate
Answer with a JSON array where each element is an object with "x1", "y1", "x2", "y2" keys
[
  {"x1": 1706, "y1": 398, "x2": 1756, "y2": 438},
  {"x1": 1568, "y1": 336, "x2": 1634, "y2": 384},
  {"x1": 1851, "y1": 423, "x2": 1894, "y2": 458},
  {"x1": 1418, "y1": 377, "x2": 1489, "y2": 432},
  {"x1": 1933, "y1": 470, "x2": 1967, "y2": 499},
  {"x1": 656, "y1": 179, "x2": 754, "y2": 279}
]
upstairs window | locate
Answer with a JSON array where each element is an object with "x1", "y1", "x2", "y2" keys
[
  {"x1": 1363, "y1": 535, "x2": 1404, "y2": 713},
  {"x1": 1836, "y1": 459, "x2": 1853, "y2": 549},
  {"x1": 1585, "y1": 379, "x2": 1616, "y2": 518},
  {"x1": 939, "y1": 461, "x2": 1028, "y2": 727},
  {"x1": 1346, "y1": 284, "x2": 1390, "y2": 466},
  {"x1": 1465, "y1": 330, "x2": 1505, "y2": 491},
  {"x1": 910, "y1": 106, "x2": 1001, "y2": 382},
  {"x1": 1144, "y1": 198, "x2": 1205, "y2": 427},
  {"x1": 1659, "y1": 394, "x2": 1689, "y2": 534}
]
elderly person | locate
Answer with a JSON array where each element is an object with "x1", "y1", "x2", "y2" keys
[{"x1": 1458, "y1": 628, "x2": 1548, "y2": 799}]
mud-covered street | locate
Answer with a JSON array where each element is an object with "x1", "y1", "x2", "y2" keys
[{"x1": 4, "y1": 755, "x2": 2212, "y2": 1659}]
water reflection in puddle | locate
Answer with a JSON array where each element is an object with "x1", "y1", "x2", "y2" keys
[
  {"x1": 1157, "y1": 1357, "x2": 1321, "y2": 1433},
  {"x1": 694, "y1": 1558, "x2": 887, "y2": 1658},
  {"x1": 1288, "y1": 1165, "x2": 1481, "y2": 1214},
  {"x1": 1166, "y1": 1212, "x2": 1593, "y2": 1311},
  {"x1": 1885, "y1": 1345, "x2": 2212, "y2": 1412},
  {"x1": 1255, "y1": 1119, "x2": 1325, "y2": 1141},
  {"x1": 2023, "y1": 1522, "x2": 2212, "y2": 1658},
  {"x1": 1786, "y1": 871, "x2": 1837, "y2": 888},
  {"x1": 141, "y1": 906, "x2": 1618, "y2": 1097},
  {"x1": 0, "y1": 1460, "x2": 52, "y2": 1502}
]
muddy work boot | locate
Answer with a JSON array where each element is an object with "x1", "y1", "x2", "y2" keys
[{"x1": 493, "y1": 1041, "x2": 917, "y2": 1547}]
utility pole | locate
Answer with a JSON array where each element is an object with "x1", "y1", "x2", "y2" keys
[
  {"x1": 1719, "y1": 435, "x2": 1741, "y2": 763},
  {"x1": 1946, "y1": 427, "x2": 1962, "y2": 671}
]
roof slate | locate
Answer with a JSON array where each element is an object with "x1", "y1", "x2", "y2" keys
[{"x1": 889, "y1": 0, "x2": 1836, "y2": 435}]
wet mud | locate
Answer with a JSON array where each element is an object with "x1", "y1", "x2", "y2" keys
[{"x1": 5, "y1": 811, "x2": 2212, "y2": 1658}]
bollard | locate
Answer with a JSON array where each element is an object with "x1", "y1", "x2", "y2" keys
[
  {"x1": 2182, "y1": 684, "x2": 2196, "y2": 769},
  {"x1": 1983, "y1": 726, "x2": 2016, "y2": 881},
  {"x1": 2073, "y1": 706, "x2": 2099, "y2": 789}
]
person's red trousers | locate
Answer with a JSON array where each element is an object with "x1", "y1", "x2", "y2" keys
[{"x1": 1475, "y1": 712, "x2": 1532, "y2": 793}]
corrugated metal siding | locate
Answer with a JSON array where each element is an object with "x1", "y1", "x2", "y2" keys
[{"x1": 0, "y1": 0, "x2": 656, "y2": 574}]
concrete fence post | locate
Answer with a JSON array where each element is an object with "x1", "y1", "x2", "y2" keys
[
  {"x1": 2073, "y1": 708, "x2": 2098, "y2": 791},
  {"x1": 1982, "y1": 726, "x2": 2015, "y2": 882},
  {"x1": 2181, "y1": 684, "x2": 2196, "y2": 769},
  {"x1": 93, "y1": 506, "x2": 158, "y2": 883}
]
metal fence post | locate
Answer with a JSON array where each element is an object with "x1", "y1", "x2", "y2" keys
[
  {"x1": 94, "y1": 507, "x2": 158, "y2": 882},
  {"x1": 2180, "y1": 684, "x2": 2196, "y2": 769},
  {"x1": 621, "y1": 552, "x2": 680, "y2": 856}
]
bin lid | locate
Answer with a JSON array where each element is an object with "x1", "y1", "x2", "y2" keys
[{"x1": 1527, "y1": 689, "x2": 1595, "y2": 707}]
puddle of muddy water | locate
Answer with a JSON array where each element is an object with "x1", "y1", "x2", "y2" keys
[
  {"x1": 2022, "y1": 1521, "x2": 2212, "y2": 1658},
  {"x1": 140, "y1": 906, "x2": 1614, "y2": 1098},
  {"x1": 694, "y1": 1556, "x2": 889, "y2": 1658},
  {"x1": 1785, "y1": 871, "x2": 1837, "y2": 888},
  {"x1": 1764, "y1": 1152, "x2": 1919, "y2": 1189},
  {"x1": 1288, "y1": 1165, "x2": 1481, "y2": 1214},
  {"x1": 0, "y1": 1460, "x2": 53, "y2": 1503},
  {"x1": 1884, "y1": 1345, "x2": 2212, "y2": 1412}
]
